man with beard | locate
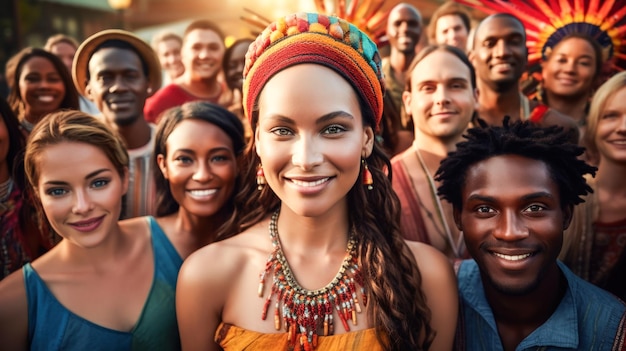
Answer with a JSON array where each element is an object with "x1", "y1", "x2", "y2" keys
[
  {"x1": 469, "y1": 14, "x2": 578, "y2": 138},
  {"x1": 73, "y1": 29, "x2": 161, "y2": 218},
  {"x1": 436, "y1": 119, "x2": 626, "y2": 350},
  {"x1": 380, "y1": 3, "x2": 422, "y2": 155},
  {"x1": 144, "y1": 20, "x2": 232, "y2": 124}
]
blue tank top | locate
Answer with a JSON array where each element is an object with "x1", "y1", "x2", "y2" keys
[{"x1": 24, "y1": 216, "x2": 183, "y2": 351}]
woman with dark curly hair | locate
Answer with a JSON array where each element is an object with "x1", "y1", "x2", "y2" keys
[
  {"x1": 176, "y1": 12, "x2": 457, "y2": 351},
  {"x1": 5, "y1": 47, "x2": 79, "y2": 135}
]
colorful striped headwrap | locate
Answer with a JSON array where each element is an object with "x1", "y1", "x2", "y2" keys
[{"x1": 242, "y1": 12, "x2": 384, "y2": 128}]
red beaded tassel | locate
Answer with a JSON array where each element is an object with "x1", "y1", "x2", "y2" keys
[
  {"x1": 259, "y1": 211, "x2": 366, "y2": 350},
  {"x1": 256, "y1": 164, "x2": 267, "y2": 190},
  {"x1": 362, "y1": 159, "x2": 373, "y2": 190}
]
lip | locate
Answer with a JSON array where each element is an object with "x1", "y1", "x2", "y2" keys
[
  {"x1": 487, "y1": 249, "x2": 537, "y2": 270},
  {"x1": 491, "y1": 62, "x2": 514, "y2": 73},
  {"x1": 108, "y1": 99, "x2": 135, "y2": 110},
  {"x1": 285, "y1": 176, "x2": 333, "y2": 195},
  {"x1": 36, "y1": 94, "x2": 57, "y2": 103},
  {"x1": 555, "y1": 77, "x2": 578, "y2": 85},
  {"x1": 194, "y1": 62, "x2": 216, "y2": 69},
  {"x1": 68, "y1": 215, "x2": 105, "y2": 233},
  {"x1": 186, "y1": 188, "x2": 218, "y2": 200},
  {"x1": 430, "y1": 111, "x2": 457, "y2": 118}
]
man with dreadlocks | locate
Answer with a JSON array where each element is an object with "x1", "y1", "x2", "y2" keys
[{"x1": 437, "y1": 118, "x2": 626, "y2": 350}]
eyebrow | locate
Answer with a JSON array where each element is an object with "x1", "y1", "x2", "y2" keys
[
  {"x1": 266, "y1": 111, "x2": 355, "y2": 125},
  {"x1": 43, "y1": 168, "x2": 111, "y2": 186},
  {"x1": 467, "y1": 191, "x2": 554, "y2": 203},
  {"x1": 483, "y1": 31, "x2": 523, "y2": 41},
  {"x1": 556, "y1": 53, "x2": 594, "y2": 59},
  {"x1": 172, "y1": 146, "x2": 232, "y2": 154},
  {"x1": 416, "y1": 77, "x2": 469, "y2": 86}
]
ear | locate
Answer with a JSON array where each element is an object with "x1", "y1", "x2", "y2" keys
[
  {"x1": 402, "y1": 90, "x2": 412, "y2": 119},
  {"x1": 157, "y1": 154, "x2": 168, "y2": 180},
  {"x1": 85, "y1": 83, "x2": 94, "y2": 102},
  {"x1": 361, "y1": 125, "x2": 375, "y2": 158},
  {"x1": 473, "y1": 88, "x2": 479, "y2": 110},
  {"x1": 562, "y1": 205, "x2": 573, "y2": 230},
  {"x1": 453, "y1": 206, "x2": 463, "y2": 231},
  {"x1": 254, "y1": 126, "x2": 262, "y2": 157},
  {"x1": 467, "y1": 50, "x2": 475, "y2": 65},
  {"x1": 121, "y1": 167, "x2": 130, "y2": 196}
]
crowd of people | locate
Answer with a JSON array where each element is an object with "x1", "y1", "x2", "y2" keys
[{"x1": 0, "y1": 1, "x2": 625, "y2": 350}]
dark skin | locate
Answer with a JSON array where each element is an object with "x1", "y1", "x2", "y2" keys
[
  {"x1": 470, "y1": 15, "x2": 579, "y2": 142},
  {"x1": 455, "y1": 155, "x2": 572, "y2": 350}
]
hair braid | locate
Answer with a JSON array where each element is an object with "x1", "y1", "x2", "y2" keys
[{"x1": 351, "y1": 145, "x2": 434, "y2": 350}]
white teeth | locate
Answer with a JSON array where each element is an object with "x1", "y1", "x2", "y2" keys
[
  {"x1": 291, "y1": 178, "x2": 330, "y2": 187},
  {"x1": 493, "y1": 252, "x2": 531, "y2": 261},
  {"x1": 611, "y1": 140, "x2": 626, "y2": 145},
  {"x1": 39, "y1": 96, "x2": 54, "y2": 102},
  {"x1": 188, "y1": 189, "x2": 217, "y2": 197}
]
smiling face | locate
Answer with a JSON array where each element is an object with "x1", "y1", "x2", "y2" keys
[
  {"x1": 255, "y1": 64, "x2": 374, "y2": 218},
  {"x1": 595, "y1": 86, "x2": 626, "y2": 164},
  {"x1": 18, "y1": 56, "x2": 66, "y2": 122},
  {"x1": 225, "y1": 41, "x2": 251, "y2": 92},
  {"x1": 86, "y1": 47, "x2": 149, "y2": 127},
  {"x1": 435, "y1": 14, "x2": 469, "y2": 50},
  {"x1": 386, "y1": 5, "x2": 422, "y2": 55},
  {"x1": 158, "y1": 119, "x2": 237, "y2": 218},
  {"x1": 542, "y1": 37, "x2": 598, "y2": 99},
  {"x1": 156, "y1": 38, "x2": 184, "y2": 80},
  {"x1": 404, "y1": 49, "x2": 476, "y2": 144},
  {"x1": 36, "y1": 141, "x2": 128, "y2": 248},
  {"x1": 456, "y1": 154, "x2": 567, "y2": 295},
  {"x1": 182, "y1": 29, "x2": 225, "y2": 82},
  {"x1": 471, "y1": 16, "x2": 527, "y2": 90}
]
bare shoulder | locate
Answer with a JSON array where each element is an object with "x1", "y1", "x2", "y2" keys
[
  {"x1": 118, "y1": 216, "x2": 152, "y2": 248},
  {"x1": 176, "y1": 220, "x2": 271, "y2": 351},
  {"x1": 542, "y1": 108, "x2": 580, "y2": 140},
  {"x1": 0, "y1": 269, "x2": 28, "y2": 350},
  {"x1": 405, "y1": 240, "x2": 454, "y2": 277},
  {"x1": 179, "y1": 220, "x2": 270, "y2": 288},
  {"x1": 119, "y1": 216, "x2": 151, "y2": 235},
  {"x1": 404, "y1": 241, "x2": 458, "y2": 350}
]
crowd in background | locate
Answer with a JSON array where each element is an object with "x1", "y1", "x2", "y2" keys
[{"x1": 0, "y1": 1, "x2": 625, "y2": 350}]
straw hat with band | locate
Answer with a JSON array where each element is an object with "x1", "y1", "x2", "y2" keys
[
  {"x1": 242, "y1": 12, "x2": 385, "y2": 129},
  {"x1": 72, "y1": 29, "x2": 162, "y2": 97}
]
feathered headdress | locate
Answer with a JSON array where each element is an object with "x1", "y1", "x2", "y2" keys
[
  {"x1": 457, "y1": 0, "x2": 626, "y2": 95},
  {"x1": 241, "y1": 0, "x2": 389, "y2": 46}
]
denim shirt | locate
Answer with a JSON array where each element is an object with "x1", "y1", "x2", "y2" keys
[{"x1": 456, "y1": 260, "x2": 626, "y2": 351}]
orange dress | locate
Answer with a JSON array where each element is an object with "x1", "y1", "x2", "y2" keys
[{"x1": 215, "y1": 323, "x2": 383, "y2": 351}]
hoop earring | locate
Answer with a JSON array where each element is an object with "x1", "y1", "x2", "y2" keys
[
  {"x1": 362, "y1": 159, "x2": 373, "y2": 190},
  {"x1": 256, "y1": 164, "x2": 266, "y2": 190}
]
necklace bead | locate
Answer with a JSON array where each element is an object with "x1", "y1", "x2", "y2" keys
[{"x1": 259, "y1": 210, "x2": 366, "y2": 349}]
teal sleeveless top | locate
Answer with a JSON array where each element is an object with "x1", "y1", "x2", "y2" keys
[{"x1": 24, "y1": 216, "x2": 183, "y2": 351}]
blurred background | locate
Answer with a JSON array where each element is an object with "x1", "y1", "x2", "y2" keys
[{"x1": 1, "y1": 0, "x2": 480, "y2": 96}]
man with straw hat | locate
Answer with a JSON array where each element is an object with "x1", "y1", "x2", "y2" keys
[{"x1": 73, "y1": 29, "x2": 162, "y2": 219}]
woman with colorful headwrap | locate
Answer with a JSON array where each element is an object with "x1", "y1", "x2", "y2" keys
[
  {"x1": 540, "y1": 33, "x2": 603, "y2": 129},
  {"x1": 176, "y1": 12, "x2": 458, "y2": 351}
]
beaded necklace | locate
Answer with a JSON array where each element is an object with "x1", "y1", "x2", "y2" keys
[{"x1": 258, "y1": 210, "x2": 366, "y2": 350}]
